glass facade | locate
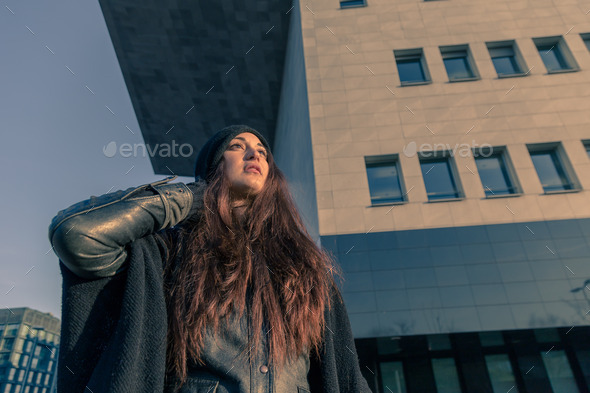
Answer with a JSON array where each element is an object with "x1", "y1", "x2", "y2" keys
[
  {"x1": 352, "y1": 327, "x2": 590, "y2": 393},
  {"x1": 0, "y1": 310, "x2": 60, "y2": 393},
  {"x1": 322, "y1": 217, "x2": 590, "y2": 392}
]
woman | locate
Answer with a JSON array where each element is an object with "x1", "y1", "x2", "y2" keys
[{"x1": 49, "y1": 125, "x2": 373, "y2": 393}]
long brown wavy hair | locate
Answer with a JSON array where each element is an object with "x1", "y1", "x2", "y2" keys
[{"x1": 162, "y1": 148, "x2": 343, "y2": 389}]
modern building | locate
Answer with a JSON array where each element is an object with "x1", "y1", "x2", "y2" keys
[
  {"x1": 0, "y1": 308, "x2": 60, "y2": 393},
  {"x1": 99, "y1": 0, "x2": 590, "y2": 392}
]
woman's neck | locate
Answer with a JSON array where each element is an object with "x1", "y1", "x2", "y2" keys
[{"x1": 230, "y1": 199, "x2": 249, "y2": 223}]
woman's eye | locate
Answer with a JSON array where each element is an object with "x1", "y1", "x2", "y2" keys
[
  {"x1": 230, "y1": 143, "x2": 243, "y2": 149},
  {"x1": 259, "y1": 150, "x2": 267, "y2": 157}
]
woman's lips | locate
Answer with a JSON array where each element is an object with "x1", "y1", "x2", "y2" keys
[{"x1": 245, "y1": 165, "x2": 261, "y2": 174}]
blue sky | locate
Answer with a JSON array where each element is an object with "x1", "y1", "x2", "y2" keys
[{"x1": 0, "y1": 0, "x2": 193, "y2": 318}]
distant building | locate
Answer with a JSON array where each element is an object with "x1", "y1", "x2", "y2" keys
[
  {"x1": 0, "y1": 308, "x2": 60, "y2": 393},
  {"x1": 99, "y1": 0, "x2": 590, "y2": 391}
]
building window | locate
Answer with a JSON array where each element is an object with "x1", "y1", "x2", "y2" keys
[
  {"x1": 474, "y1": 148, "x2": 519, "y2": 197},
  {"x1": 420, "y1": 153, "x2": 463, "y2": 201},
  {"x1": 533, "y1": 36, "x2": 578, "y2": 73},
  {"x1": 542, "y1": 350, "x2": 580, "y2": 393},
  {"x1": 380, "y1": 361, "x2": 407, "y2": 393},
  {"x1": 394, "y1": 48, "x2": 431, "y2": 85},
  {"x1": 440, "y1": 45, "x2": 479, "y2": 82},
  {"x1": 584, "y1": 141, "x2": 590, "y2": 159},
  {"x1": 340, "y1": 0, "x2": 366, "y2": 8},
  {"x1": 431, "y1": 358, "x2": 462, "y2": 393},
  {"x1": 485, "y1": 354, "x2": 520, "y2": 393},
  {"x1": 528, "y1": 144, "x2": 578, "y2": 193},
  {"x1": 365, "y1": 155, "x2": 406, "y2": 205},
  {"x1": 582, "y1": 33, "x2": 590, "y2": 52},
  {"x1": 487, "y1": 41, "x2": 527, "y2": 77}
]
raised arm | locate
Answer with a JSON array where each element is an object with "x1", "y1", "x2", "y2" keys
[{"x1": 48, "y1": 175, "x2": 204, "y2": 280}]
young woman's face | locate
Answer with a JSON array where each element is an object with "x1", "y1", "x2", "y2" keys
[{"x1": 223, "y1": 132, "x2": 269, "y2": 198}]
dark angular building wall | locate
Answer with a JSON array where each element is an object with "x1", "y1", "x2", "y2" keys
[{"x1": 98, "y1": 0, "x2": 294, "y2": 176}]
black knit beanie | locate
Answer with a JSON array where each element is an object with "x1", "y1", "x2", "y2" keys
[{"x1": 194, "y1": 125, "x2": 271, "y2": 182}]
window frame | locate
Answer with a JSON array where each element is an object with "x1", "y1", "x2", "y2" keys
[
  {"x1": 486, "y1": 40, "x2": 528, "y2": 78},
  {"x1": 365, "y1": 154, "x2": 408, "y2": 206},
  {"x1": 394, "y1": 48, "x2": 432, "y2": 86},
  {"x1": 439, "y1": 44, "x2": 480, "y2": 82},
  {"x1": 473, "y1": 146, "x2": 522, "y2": 198},
  {"x1": 533, "y1": 36, "x2": 579, "y2": 74},
  {"x1": 419, "y1": 151, "x2": 465, "y2": 202},
  {"x1": 527, "y1": 142, "x2": 581, "y2": 194}
]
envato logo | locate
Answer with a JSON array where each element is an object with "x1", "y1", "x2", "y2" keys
[
  {"x1": 103, "y1": 141, "x2": 194, "y2": 158},
  {"x1": 402, "y1": 140, "x2": 494, "y2": 158}
]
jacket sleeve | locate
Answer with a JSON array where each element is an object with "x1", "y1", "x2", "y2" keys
[{"x1": 48, "y1": 175, "x2": 206, "y2": 280}]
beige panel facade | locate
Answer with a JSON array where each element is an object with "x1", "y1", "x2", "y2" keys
[{"x1": 300, "y1": 0, "x2": 590, "y2": 235}]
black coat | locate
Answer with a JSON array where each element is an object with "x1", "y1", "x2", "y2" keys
[{"x1": 57, "y1": 229, "x2": 373, "y2": 393}]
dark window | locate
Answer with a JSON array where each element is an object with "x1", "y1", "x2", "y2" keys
[
  {"x1": 420, "y1": 155, "x2": 461, "y2": 200},
  {"x1": 440, "y1": 46, "x2": 478, "y2": 81},
  {"x1": 582, "y1": 33, "x2": 590, "y2": 52},
  {"x1": 487, "y1": 42, "x2": 525, "y2": 76},
  {"x1": 394, "y1": 49, "x2": 430, "y2": 85},
  {"x1": 365, "y1": 155, "x2": 405, "y2": 205},
  {"x1": 529, "y1": 148, "x2": 575, "y2": 192},
  {"x1": 431, "y1": 358, "x2": 462, "y2": 393},
  {"x1": 584, "y1": 141, "x2": 590, "y2": 159},
  {"x1": 380, "y1": 361, "x2": 407, "y2": 393},
  {"x1": 485, "y1": 354, "x2": 520, "y2": 393},
  {"x1": 340, "y1": 0, "x2": 366, "y2": 8},
  {"x1": 541, "y1": 350, "x2": 580, "y2": 393},
  {"x1": 534, "y1": 37, "x2": 577, "y2": 73},
  {"x1": 474, "y1": 150, "x2": 518, "y2": 196}
]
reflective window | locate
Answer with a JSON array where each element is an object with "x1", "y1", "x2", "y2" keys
[
  {"x1": 534, "y1": 36, "x2": 577, "y2": 73},
  {"x1": 428, "y1": 334, "x2": 452, "y2": 351},
  {"x1": 487, "y1": 42, "x2": 525, "y2": 76},
  {"x1": 485, "y1": 354, "x2": 520, "y2": 393},
  {"x1": 529, "y1": 148, "x2": 574, "y2": 192},
  {"x1": 432, "y1": 358, "x2": 462, "y2": 393},
  {"x1": 479, "y1": 331, "x2": 505, "y2": 347},
  {"x1": 534, "y1": 328, "x2": 560, "y2": 343},
  {"x1": 584, "y1": 142, "x2": 590, "y2": 159},
  {"x1": 395, "y1": 49, "x2": 430, "y2": 85},
  {"x1": 377, "y1": 337, "x2": 402, "y2": 355},
  {"x1": 340, "y1": 0, "x2": 366, "y2": 8},
  {"x1": 380, "y1": 361, "x2": 407, "y2": 393},
  {"x1": 474, "y1": 150, "x2": 518, "y2": 196},
  {"x1": 542, "y1": 350, "x2": 580, "y2": 393},
  {"x1": 420, "y1": 155, "x2": 461, "y2": 200},
  {"x1": 365, "y1": 155, "x2": 405, "y2": 204},
  {"x1": 441, "y1": 46, "x2": 478, "y2": 81},
  {"x1": 582, "y1": 33, "x2": 590, "y2": 52}
]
